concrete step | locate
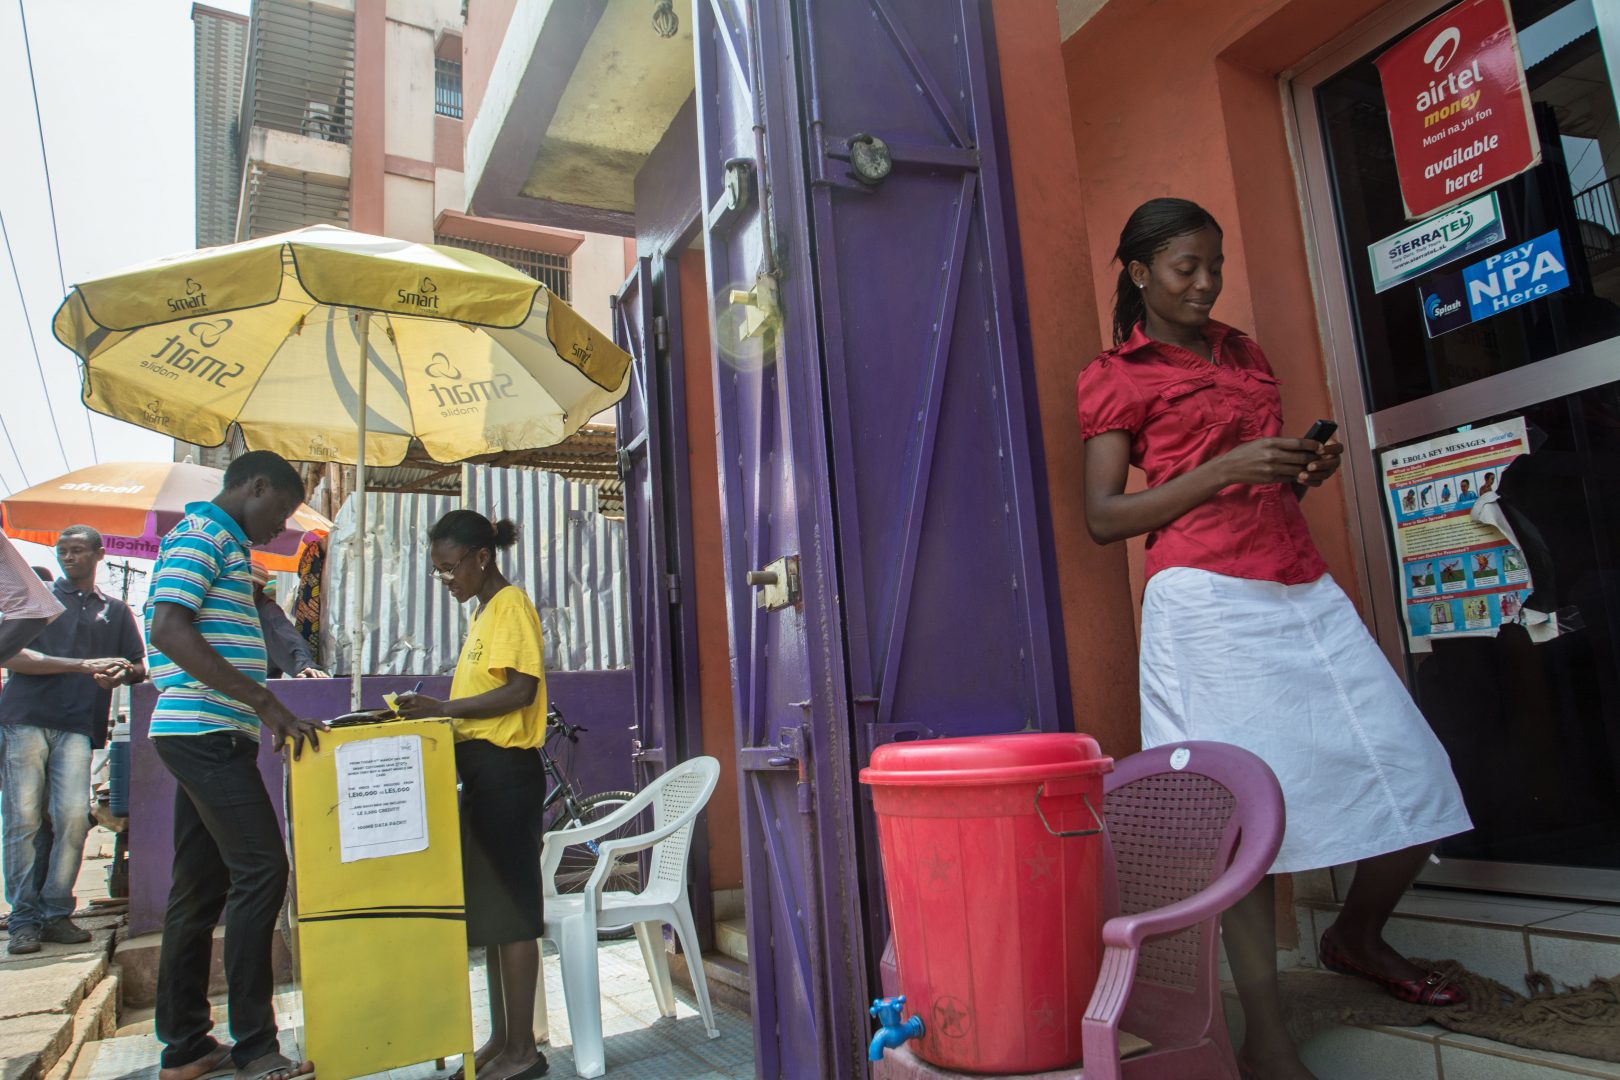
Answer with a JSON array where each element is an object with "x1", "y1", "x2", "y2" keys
[
  {"x1": 670, "y1": 944, "x2": 751, "y2": 1016},
  {"x1": 1219, "y1": 883, "x2": 1620, "y2": 1079},
  {"x1": 1223, "y1": 986, "x2": 1620, "y2": 1079},
  {"x1": 42, "y1": 973, "x2": 119, "y2": 1080},
  {"x1": 715, "y1": 916, "x2": 748, "y2": 965},
  {"x1": 1297, "y1": 887, "x2": 1620, "y2": 996},
  {"x1": 114, "y1": 925, "x2": 293, "y2": 1009}
]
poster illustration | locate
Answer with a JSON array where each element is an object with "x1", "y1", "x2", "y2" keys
[{"x1": 1381, "y1": 417, "x2": 1532, "y2": 646}]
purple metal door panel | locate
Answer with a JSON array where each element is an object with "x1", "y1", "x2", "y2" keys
[
  {"x1": 694, "y1": 1, "x2": 870, "y2": 1076},
  {"x1": 615, "y1": 262, "x2": 676, "y2": 789},
  {"x1": 796, "y1": 0, "x2": 1066, "y2": 971}
]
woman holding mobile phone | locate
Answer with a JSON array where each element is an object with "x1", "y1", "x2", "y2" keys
[
  {"x1": 395, "y1": 510, "x2": 550, "y2": 1080},
  {"x1": 1077, "y1": 199, "x2": 1473, "y2": 1080}
]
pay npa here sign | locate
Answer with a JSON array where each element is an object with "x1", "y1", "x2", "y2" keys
[
  {"x1": 1375, "y1": 0, "x2": 1540, "y2": 219},
  {"x1": 1368, "y1": 192, "x2": 1504, "y2": 293},
  {"x1": 1421, "y1": 229, "x2": 1570, "y2": 337}
]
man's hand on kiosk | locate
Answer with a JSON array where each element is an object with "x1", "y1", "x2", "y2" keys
[{"x1": 260, "y1": 696, "x2": 326, "y2": 758}]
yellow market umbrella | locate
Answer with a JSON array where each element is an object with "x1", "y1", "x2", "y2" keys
[{"x1": 52, "y1": 225, "x2": 633, "y2": 706}]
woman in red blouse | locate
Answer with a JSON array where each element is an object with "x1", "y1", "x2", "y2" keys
[{"x1": 1077, "y1": 199, "x2": 1472, "y2": 1080}]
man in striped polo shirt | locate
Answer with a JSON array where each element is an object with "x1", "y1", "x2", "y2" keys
[{"x1": 145, "y1": 451, "x2": 323, "y2": 1080}]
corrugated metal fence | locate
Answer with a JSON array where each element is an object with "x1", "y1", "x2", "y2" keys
[{"x1": 322, "y1": 466, "x2": 629, "y2": 675}]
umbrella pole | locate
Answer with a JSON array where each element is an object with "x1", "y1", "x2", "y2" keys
[{"x1": 351, "y1": 312, "x2": 369, "y2": 711}]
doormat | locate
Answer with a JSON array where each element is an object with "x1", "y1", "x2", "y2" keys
[{"x1": 1278, "y1": 960, "x2": 1620, "y2": 1064}]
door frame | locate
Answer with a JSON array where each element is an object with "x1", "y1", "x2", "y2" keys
[{"x1": 1284, "y1": 0, "x2": 1620, "y2": 900}]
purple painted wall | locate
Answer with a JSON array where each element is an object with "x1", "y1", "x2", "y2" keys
[{"x1": 128, "y1": 669, "x2": 635, "y2": 935}]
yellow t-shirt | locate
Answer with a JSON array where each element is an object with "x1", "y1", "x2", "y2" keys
[{"x1": 449, "y1": 586, "x2": 547, "y2": 749}]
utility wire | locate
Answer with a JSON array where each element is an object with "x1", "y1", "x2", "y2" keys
[
  {"x1": 0, "y1": 409, "x2": 30, "y2": 490},
  {"x1": 17, "y1": 0, "x2": 96, "y2": 463},
  {"x1": 0, "y1": 207, "x2": 72, "y2": 474}
]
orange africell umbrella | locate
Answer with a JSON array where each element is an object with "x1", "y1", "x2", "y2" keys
[{"x1": 2, "y1": 460, "x2": 330, "y2": 572}]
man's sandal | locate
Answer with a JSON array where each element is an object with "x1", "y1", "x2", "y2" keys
[
  {"x1": 158, "y1": 1044, "x2": 234, "y2": 1080},
  {"x1": 232, "y1": 1052, "x2": 314, "y2": 1080}
]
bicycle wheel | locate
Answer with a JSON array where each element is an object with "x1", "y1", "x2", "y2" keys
[{"x1": 547, "y1": 790, "x2": 642, "y2": 939}]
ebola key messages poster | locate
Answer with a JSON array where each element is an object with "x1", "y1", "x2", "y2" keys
[{"x1": 1381, "y1": 418, "x2": 1531, "y2": 648}]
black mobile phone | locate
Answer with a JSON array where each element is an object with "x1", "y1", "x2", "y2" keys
[{"x1": 1303, "y1": 419, "x2": 1338, "y2": 445}]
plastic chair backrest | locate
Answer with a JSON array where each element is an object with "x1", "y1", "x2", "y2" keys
[
  {"x1": 644, "y1": 757, "x2": 721, "y2": 897},
  {"x1": 1101, "y1": 741, "x2": 1284, "y2": 1045}
]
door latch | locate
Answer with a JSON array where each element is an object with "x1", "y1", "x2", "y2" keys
[
  {"x1": 746, "y1": 554, "x2": 801, "y2": 611},
  {"x1": 728, "y1": 273, "x2": 779, "y2": 340}
]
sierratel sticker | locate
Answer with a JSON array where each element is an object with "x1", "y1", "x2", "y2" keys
[{"x1": 1368, "y1": 192, "x2": 1504, "y2": 293}]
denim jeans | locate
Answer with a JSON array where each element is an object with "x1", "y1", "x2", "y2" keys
[
  {"x1": 153, "y1": 733, "x2": 288, "y2": 1070},
  {"x1": 1, "y1": 725, "x2": 91, "y2": 931}
]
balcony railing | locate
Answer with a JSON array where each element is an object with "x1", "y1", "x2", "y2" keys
[
  {"x1": 240, "y1": 0, "x2": 355, "y2": 151},
  {"x1": 434, "y1": 235, "x2": 571, "y2": 301},
  {"x1": 1574, "y1": 175, "x2": 1620, "y2": 261},
  {"x1": 242, "y1": 166, "x2": 350, "y2": 240},
  {"x1": 435, "y1": 57, "x2": 463, "y2": 119}
]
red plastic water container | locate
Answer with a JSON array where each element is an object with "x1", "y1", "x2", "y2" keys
[{"x1": 861, "y1": 733, "x2": 1113, "y2": 1074}]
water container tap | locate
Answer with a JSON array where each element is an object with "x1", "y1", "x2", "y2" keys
[{"x1": 869, "y1": 996, "x2": 925, "y2": 1062}]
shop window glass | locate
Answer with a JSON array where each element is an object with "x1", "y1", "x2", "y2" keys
[
  {"x1": 1317, "y1": 0, "x2": 1620, "y2": 884},
  {"x1": 1316, "y1": 0, "x2": 1620, "y2": 413}
]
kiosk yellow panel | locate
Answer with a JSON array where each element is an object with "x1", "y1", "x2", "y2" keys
[{"x1": 286, "y1": 719, "x2": 475, "y2": 1080}]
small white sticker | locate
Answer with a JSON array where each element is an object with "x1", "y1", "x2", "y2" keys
[{"x1": 1170, "y1": 747, "x2": 1191, "y2": 771}]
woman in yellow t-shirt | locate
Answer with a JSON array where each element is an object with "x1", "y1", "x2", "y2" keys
[{"x1": 396, "y1": 509, "x2": 549, "y2": 1080}]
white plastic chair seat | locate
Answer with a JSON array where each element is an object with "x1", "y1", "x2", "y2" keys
[{"x1": 536, "y1": 757, "x2": 722, "y2": 1078}]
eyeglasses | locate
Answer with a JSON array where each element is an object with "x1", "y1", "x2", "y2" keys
[{"x1": 432, "y1": 551, "x2": 473, "y2": 583}]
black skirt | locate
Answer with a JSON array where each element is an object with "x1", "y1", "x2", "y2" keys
[{"x1": 455, "y1": 738, "x2": 547, "y2": 947}]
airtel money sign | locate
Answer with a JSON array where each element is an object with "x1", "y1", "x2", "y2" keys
[{"x1": 1375, "y1": 0, "x2": 1540, "y2": 219}]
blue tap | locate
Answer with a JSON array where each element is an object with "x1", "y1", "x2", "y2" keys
[{"x1": 869, "y1": 996, "x2": 925, "y2": 1062}]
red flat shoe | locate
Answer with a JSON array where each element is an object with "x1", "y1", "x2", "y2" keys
[{"x1": 1318, "y1": 932, "x2": 1468, "y2": 1006}]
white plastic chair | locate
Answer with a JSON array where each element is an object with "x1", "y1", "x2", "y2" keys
[{"x1": 537, "y1": 756, "x2": 722, "y2": 1078}]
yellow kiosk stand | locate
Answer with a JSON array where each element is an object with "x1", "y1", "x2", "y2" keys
[{"x1": 286, "y1": 718, "x2": 476, "y2": 1080}]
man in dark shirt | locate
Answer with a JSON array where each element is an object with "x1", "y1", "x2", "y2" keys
[{"x1": 1, "y1": 526, "x2": 144, "y2": 954}]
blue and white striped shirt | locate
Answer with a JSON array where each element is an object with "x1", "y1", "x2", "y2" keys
[{"x1": 145, "y1": 501, "x2": 267, "y2": 739}]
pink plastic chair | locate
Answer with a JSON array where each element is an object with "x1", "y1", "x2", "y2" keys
[{"x1": 874, "y1": 740, "x2": 1284, "y2": 1080}]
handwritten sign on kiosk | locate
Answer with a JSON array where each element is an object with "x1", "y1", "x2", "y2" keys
[
  {"x1": 335, "y1": 735, "x2": 429, "y2": 863},
  {"x1": 1375, "y1": 0, "x2": 1539, "y2": 219}
]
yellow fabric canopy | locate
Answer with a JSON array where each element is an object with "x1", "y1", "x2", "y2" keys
[{"x1": 51, "y1": 225, "x2": 632, "y2": 466}]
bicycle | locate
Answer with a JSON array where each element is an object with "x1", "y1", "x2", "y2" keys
[{"x1": 539, "y1": 705, "x2": 644, "y2": 938}]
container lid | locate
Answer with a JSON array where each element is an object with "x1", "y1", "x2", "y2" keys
[{"x1": 860, "y1": 732, "x2": 1112, "y2": 787}]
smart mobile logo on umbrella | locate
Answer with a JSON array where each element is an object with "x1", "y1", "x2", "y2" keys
[
  {"x1": 140, "y1": 319, "x2": 245, "y2": 387},
  {"x1": 167, "y1": 277, "x2": 209, "y2": 313},
  {"x1": 424, "y1": 352, "x2": 517, "y2": 415},
  {"x1": 397, "y1": 275, "x2": 440, "y2": 310}
]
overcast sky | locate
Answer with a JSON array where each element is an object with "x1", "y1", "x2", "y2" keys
[{"x1": 1, "y1": 0, "x2": 248, "y2": 579}]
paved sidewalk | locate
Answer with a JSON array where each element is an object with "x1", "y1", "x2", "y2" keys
[
  {"x1": 76, "y1": 939, "x2": 754, "y2": 1080},
  {"x1": 0, "y1": 826, "x2": 127, "y2": 1080}
]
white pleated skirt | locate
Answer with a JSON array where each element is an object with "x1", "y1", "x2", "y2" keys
[{"x1": 1139, "y1": 568, "x2": 1473, "y2": 874}]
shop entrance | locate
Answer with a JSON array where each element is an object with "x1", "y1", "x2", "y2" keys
[{"x1": 1293, "y1": 0, "x2": 1620, "y2": 899}]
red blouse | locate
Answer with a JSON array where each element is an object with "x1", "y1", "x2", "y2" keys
[{"x1": 1076, "y1": 321, "x2": 1328, "y2": 586}]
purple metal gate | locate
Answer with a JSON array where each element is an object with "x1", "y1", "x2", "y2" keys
[
  {"x1": 615, "y1": 252, "x2": 715, "y2": 947},
  {"x1": 797, "y1": 0, "x2": 1066, "y2": 974},
  {"x1": 690, "y1": 0, "x2": 1061, "y2": 1074}
]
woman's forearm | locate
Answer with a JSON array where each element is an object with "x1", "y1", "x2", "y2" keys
[
  {"x1": 441, "y1": 673, "x2": 539, "y2": 720},
  {"x1": 1086, "y1": 459, "x2": 1232, "y2": 544}
]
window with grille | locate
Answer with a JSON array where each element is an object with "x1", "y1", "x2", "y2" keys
[
  {"x1": 435, "y1": 57, "x2": 463, "y2": 119},
  {"x1": 434, "y1": 234, "x2": 571, "y2": 301}
]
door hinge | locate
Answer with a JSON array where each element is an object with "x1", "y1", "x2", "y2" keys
[
  {"x1": 653, "y1": 314, "x2": 669, "y2": 355},
  {"x1": 666, "y1": 572, "x2": 680, "y2": 605},
  {"x1": 746, "y1": 554, "x2": 800, "y2": 611}
]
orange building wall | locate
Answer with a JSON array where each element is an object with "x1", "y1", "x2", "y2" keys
[
  {"x1": 680, "y1": 249, "x2": 744, "y2": 892},
  {"x1": 1061, "y1": 0, "x2": 1398, "y2": 614},
  {"x1": 989, "y1": 0, "x2": 1142, "y2": 757}
]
